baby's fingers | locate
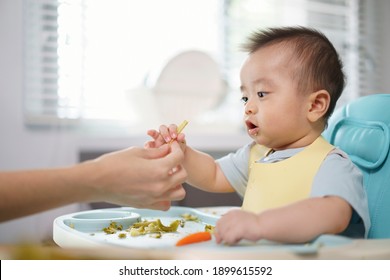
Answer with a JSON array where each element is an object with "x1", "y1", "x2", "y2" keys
[
  {"x1": 168, "y1": 124, "x2": 179, "y2": 139},
  {"x1": 144, "y1": 140, "x2": 156, "y2": 149},
  {"x1": 147, "y1": 129, "x2": 161, "y2": 140},
  {"x1": 146, "y1": 129, "x2": 166, "y2": 147},
  {"x1": 159, "y1": 124, "x2": 178, "y2": 143}
]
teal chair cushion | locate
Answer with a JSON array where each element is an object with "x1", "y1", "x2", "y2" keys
[{"x1": 323, "y1": 94, "x2": 390, "y2": 239}]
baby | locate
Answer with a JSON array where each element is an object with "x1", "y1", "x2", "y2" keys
[{"x1": 146, "y1": 26, "x2": 370, "y2": 244}]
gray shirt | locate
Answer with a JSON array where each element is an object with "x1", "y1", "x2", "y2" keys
[{"x1": 217, "y1": 142, "x2": 371, "y2": 238}]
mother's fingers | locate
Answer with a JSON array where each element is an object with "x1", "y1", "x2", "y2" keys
[
  {"x1": 147, "y1": 200, "x2": 172, "y2": 211},
  {"x1": 139, "y1": 144, "x2": 170, "y2": 160},
  {"x1": 163, "y1": 184, "x2": 186, "y2": 202},
  {"x1": 158, "y1": 142, "x2": 185, "y2": 169},
  {"x1": 144, "y1": 184, "x2": 186, "y2": 211}
]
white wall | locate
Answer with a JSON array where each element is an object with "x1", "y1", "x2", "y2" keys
[{"x1": 0, "y1": 0, "x2": 389, "y2": 244}]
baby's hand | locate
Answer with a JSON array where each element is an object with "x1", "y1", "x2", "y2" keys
[
  {"x1": 145, "y1": 127, "x2": 166, "y2": 149},
  {"x1": 214, "y1": 209, "x2": 262, "y2": 245},
  {"x1": 145, "y1": 124, "x2": 186, "y2": 149}
]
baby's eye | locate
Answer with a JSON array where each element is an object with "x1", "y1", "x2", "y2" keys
[
  {"x1": 257, "y1": 92, "x2": 267, "y2": 98},
  {"x1": 240, "y1": 96, "x2": 248, "y2": 104}
]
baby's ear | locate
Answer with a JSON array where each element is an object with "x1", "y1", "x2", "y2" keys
[{"x1": 307, "y1": 90, "x2": 330, "y2": 123}]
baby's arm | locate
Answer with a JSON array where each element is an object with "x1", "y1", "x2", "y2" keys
[
  {"x1": 215, "y1": 196, "x2": 352, "y2": 244},
  {"x1": 146, "y1": 124, "x2": 234, "y2": 193},
  {"x1": 182, "y1": 145, "x2": 234, "y2": 193}
]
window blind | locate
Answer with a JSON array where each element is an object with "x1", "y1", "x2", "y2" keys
[
  {"x1": 358, "y1": 0, "x2": 383, "y2": 97},
  {"x1": 23, "y1": 0, "x2": 83, "y2": 125}
]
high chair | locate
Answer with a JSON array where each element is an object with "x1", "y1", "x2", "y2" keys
[{"x1": 323, "y1": 94, "x2": 390, "y2": 238}]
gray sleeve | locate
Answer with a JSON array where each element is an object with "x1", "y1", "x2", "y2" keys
[
  {"x1": 311, "y1": 149, "x2": 371, "y2": 238},
  {"x1": 216, "y1": 143, "x2": 252, "y2": 197}
]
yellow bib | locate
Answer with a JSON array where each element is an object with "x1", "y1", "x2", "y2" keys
[{"x1": 241, "y1": 136, "x2": 334, "y2": 213}]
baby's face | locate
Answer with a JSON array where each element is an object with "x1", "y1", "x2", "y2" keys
[{"x1": 239, "y1": 44, "x2": 314, "y2": 150}]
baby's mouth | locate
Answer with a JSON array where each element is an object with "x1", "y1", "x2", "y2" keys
[{"x1": 246, "y1": 120, "x2": 259, "y2": 136}]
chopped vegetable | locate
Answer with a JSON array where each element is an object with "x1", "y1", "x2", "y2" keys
[
  {"x1": 181, "y1": 213, "x2": 200, "y2": 222},
  {"x1": 204, "y1": 224, "x2": 215, "y2": 234},
  {"x1": 118, "y1": 233, "x2": 127, "y2": 239},
  {"x1": 176, "y1": 231, "x2": 212, "y2": 246},
  {"x1": 127, "y1": 219, "x2": 180, "y2": 237},
  {"x1": 103, "y1": 222, "x2": 123, "y2": 234}
]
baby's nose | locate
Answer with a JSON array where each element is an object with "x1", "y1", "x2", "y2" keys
[{"x1": 245, "y1": 99, "x2": 257, "y2": 114}]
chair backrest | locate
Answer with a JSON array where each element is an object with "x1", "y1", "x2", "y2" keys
[{"x1": 323, "y1": 94, "x2": 390, "y2": 238}]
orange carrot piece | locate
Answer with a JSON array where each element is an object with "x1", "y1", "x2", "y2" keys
[{"x1": 175, "y1": 231, "x2": 212, "y2": 246}]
